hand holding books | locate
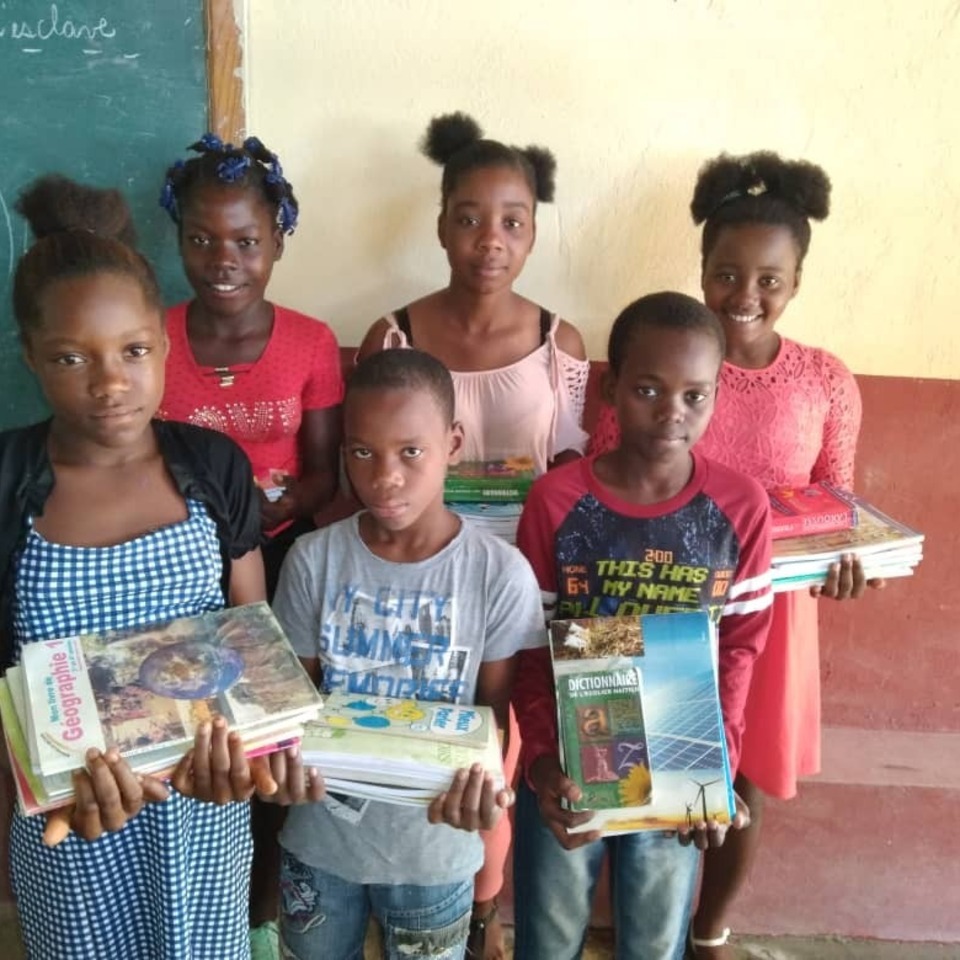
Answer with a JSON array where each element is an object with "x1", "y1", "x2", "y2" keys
[
  {"x1": 527, "y1": 754, "x2": 602, "y2": 850},
  {"x1": 171, "y1": 716, "x2": 280, "y2": 805},
  {"x1": 259, "y1": 742, "x2": 326, "y2": 806},
  {"x1": 770, "y1": 490, "x2": 922, "y2": 593},
  {"x1": 676, "y1": 790, "x2": 752, "y2": 851},
  {"x1": 42, "y1": 718, "x2": 267, "y2": 848},
  {"x1": 809, "y1": 554, "x2": 886, "y2": 601},
  {"x1": 426, "y1": 763, "x2": 514, "y2": 833},
  {"x1": 42, "y1": 747, "x2": 169, "y2": 848}
]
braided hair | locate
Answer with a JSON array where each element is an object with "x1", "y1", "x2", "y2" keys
[
  {"x1": 691, "y1": 151, "x2": 831, "y2": 268},
  {"x1": 421, "y1": 112, "x2": 556, "y2": 211},
  {"x1": 159, "y1": 133, "x2": 299, "y2": 235}
]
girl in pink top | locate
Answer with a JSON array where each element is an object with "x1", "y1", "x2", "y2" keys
[
  {"x1": 359, "y1": 112, "x2": 589, "y2": 474},
  {"x1": 158, "y1": 134, "x2": 343, "y2": 959},
  {"x1": 591, "y1": 152, "x2": 880, "y2": 958},
  {"x1": 358, "y1": 112, "x2": 589, "y2": 960}
]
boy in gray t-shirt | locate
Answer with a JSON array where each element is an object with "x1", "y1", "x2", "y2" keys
[{"x1": 269, "y1": 350, "x2": 546, "y2": 959}]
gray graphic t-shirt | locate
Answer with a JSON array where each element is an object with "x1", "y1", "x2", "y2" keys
[{"x1": 274, "y1": 514, "x2": 546, "y2": 885}]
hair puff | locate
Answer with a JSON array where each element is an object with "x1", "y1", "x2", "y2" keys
[
  {"x1": 16, "y1": 174, "x2": 137, "y2": 245},
  {"x1": 420, "y1": 112, "x2": 484, "y2": 166},
  {"x1": 691, "y1": 151, "x2": 831, "y2": 224},
  {"x1": 520, "y1": 145, "x2": 557, "y2": 203}
]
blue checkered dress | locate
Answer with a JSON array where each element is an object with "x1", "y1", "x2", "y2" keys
[{"x1": 9, "y1": 499, "x2": 252, "y2": 960}]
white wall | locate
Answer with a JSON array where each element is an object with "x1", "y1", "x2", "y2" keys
[{"x1": 247, "y1": 0, "x2": 960, "y2": 378}]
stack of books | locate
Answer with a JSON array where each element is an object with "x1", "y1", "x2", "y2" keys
[
  {"x1": 0, "y1": 602, "x2": 323, "y2": 815},
  {"x1": 549, "y1": 612, "x2": 734, "y2": 836},
  {"x1": 771, "y1": 491, "x2": 924, "y2": 592},
  {"x1": 301, "y1": 692, "x2": 504, "y2": 805},
  {"x1": 445, "y1": 458, "x2": 536, "y2": 546}
]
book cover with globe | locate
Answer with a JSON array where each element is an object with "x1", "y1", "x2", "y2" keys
[
  {"x1": 549, "y1": 611, "x2": 734, "y2": 836},
  {"x1": 16, "y1": 601, "x2": 321, "y2": 778}
]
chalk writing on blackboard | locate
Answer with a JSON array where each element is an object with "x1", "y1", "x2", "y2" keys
[
  {"x1": 0, "y1": 4, "x2": 117, "y2": 54},
  {"x1": 0, "y1": 188, "x2": 13, "y2": 281}
]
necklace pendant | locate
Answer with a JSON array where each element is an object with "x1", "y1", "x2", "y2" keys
[{"x1": 214, "y1": 367, "x2": 235, "y2": 388}]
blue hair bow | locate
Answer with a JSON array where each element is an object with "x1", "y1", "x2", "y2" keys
[
  {"x1": 197, "y1": 132, "x2": 227, "y2": 153},
  {"x1": 158, "y1": 160, "x2": 185, "y2": 221},
  {"x1": 216, "y1": 155, "x2": 251, "y2": 183}
]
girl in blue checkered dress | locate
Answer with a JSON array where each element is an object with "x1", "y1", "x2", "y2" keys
[{"x1": 0, "y1": 176, "x2": 268, "y2": 959}]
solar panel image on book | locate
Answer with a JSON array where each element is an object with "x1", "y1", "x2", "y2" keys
[{"x1": 549, "y1": 611, "x2": 734, "y2": 836}]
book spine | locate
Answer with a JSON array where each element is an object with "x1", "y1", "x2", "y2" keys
[
  {"x1": 770, "y1": 508, "x2": 857, "y2": 541},
  {"x1": 443, "y1": 487, "x2": 530, "y2": 503}
]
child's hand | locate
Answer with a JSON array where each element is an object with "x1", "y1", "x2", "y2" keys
[
  {"x1": 259, "y1": 475, "x2": 300, "y2": 529},
  {"x1": 426, "y1": 764, "x2": 513, "y2": 832},
  {"x1": 811, "y1": 555, "x2": 886, "y2": 600},
  {"x1": 676, "y1": 790, "x2": 751, "y2": 850},
  {"x1": 171, "y1": 717, "x2": 278, "y2": 804},
  {"x1": 42, "y1": 748, "x2": 169, "y2": 847},
  {"x1": 528, "y1": 756, "x2": 602, "y2": 850},
  {"x1": 259, "y1": 743, "x2": 326, "y2": 805}
]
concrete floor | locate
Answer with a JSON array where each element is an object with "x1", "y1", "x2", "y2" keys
[
  {"x1": 569, "y1": 929, "x2": 959, "y2": 960},
  {"x1": 2, "y1": 911, "x2": 956, "y2": 960}
]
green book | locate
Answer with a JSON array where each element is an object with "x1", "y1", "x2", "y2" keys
[
  {"x1": 549, "y1": 612, "x2": 734, "y2": 836},
  {"x1": 444, "y1": 459, "x2": 536, "y2": 503}
]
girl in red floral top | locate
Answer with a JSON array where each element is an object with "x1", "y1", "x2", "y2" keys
[
  {"x1": 158, "y1": 134, "x2": 343, "y2": 598},
  {"x1": 158, "y1": 134, "x2": 344, "y2": 959},
  {"x1": 590, "y1": 152, "x2": 881, "y2": 959}
]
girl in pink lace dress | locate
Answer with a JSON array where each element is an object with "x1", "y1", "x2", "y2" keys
[
  {"x1": 358, "y1": 112, "x2": 588, "y2": 960},
  {"x1": 590, "y1": 152, "x2": 871, "y2": 958}
]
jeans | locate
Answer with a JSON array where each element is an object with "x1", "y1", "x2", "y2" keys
[
  {"x1": 512, "y1": 782, "x2": 699, "y2": 960},
  {"x1": 278, "y1": 849, "x2": 473, "y2": 960}
]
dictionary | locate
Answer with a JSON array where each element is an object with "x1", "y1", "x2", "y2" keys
[
  {"x1": 549, "y1": 612, "x2": 734, "y2": 836},
  {"x1": 0, "y1": 603, "x2": 322, "y2": 813}
]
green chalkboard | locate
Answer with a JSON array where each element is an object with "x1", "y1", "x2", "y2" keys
[{"x1": 0, "y1": 1, "x2": 209, "y2": 429}]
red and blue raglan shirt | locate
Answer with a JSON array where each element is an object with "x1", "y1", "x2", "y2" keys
[{"x1": 513, "y1": 452, "x2": 773, "y2": 778}]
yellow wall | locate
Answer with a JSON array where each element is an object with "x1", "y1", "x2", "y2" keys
[{"x1": 247, "y1": 0, "x2": 960, "y2": 379}]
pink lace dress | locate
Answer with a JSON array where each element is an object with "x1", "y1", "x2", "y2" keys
[{"x1": 589, "y1": 337, "x2": 862, "y2": 797}]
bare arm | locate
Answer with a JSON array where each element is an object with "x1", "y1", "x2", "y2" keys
[
  {"x1": 228, "y1": 548, "x2": 267, "y2": 606},
  {"x1": 356, "y1": 318, "x2": 392, "y2": 363},
  {"x1": 475, "y1": 656, "x2": 517, "y2": 757},
  {"x1": 555, "y1": 319, "x2": 587, "y2": 360}
]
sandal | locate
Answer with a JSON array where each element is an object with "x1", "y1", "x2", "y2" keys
[
  {"x1": 465, "y1": 899, "x2": 499, "y2": 960},
  {"x1": 688, "y1": 926, "x2": 731, "y2": 957}
]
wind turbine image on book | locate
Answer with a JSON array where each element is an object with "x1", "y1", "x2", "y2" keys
[
  {"x1": 548, "y1": 611, "x2": 735, "y2": 836},
  {"x1": 687, "y1": 777, "x2": 723, "y2": 829}
]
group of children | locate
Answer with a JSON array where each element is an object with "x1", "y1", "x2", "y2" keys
[{"x1": 0, "y1": 112, "x2": 877, "y2": 960}]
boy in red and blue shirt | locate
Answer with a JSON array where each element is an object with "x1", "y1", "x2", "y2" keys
[{"x1": 512, "y1": 292, "x2": 773, "y2": 960}]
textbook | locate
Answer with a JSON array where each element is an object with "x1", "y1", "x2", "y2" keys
[
  {"x1": 1, "y1": 603, "x2": 322, "y2": 814},
  {"x1": 771, "y1": 494, "x2": 923, "y2": 592},
  {"x1": 302, "y1": 692, "x2": 504, "y2": 805},
  {"x1": 444, "y1": 458, "x2": 536, "y2": 503},
  {"x1": 769, "y1": 482, "x2": 857, "y2": 541},
  {"x1": 549, "y1": 613, "x2": 734, "y2": 836},
  {"x1": 452, "y1": 501, "x2": 523, "y2": 546}
]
